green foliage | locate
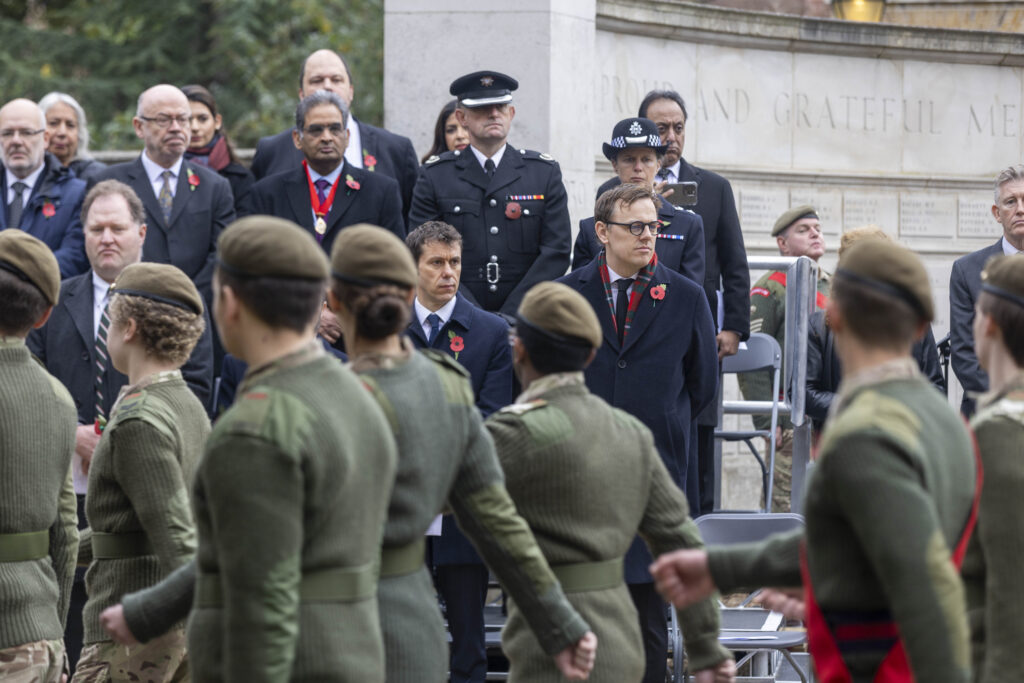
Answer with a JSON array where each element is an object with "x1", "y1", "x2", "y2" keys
[{"x1": 0, "y1": 0, "x2": 383, "y2": 150}]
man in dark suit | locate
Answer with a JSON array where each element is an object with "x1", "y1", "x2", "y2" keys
[
  {"x1": 249, "y1": 49, "x2": 419, "y2": 223},
  {"x1": 94, "y1": 84, "x2": 235, "y2": 308},
  {"x1": 558, "y1": 184, "x2": 718, "y2": 683},
  {"x1": 409, "y1": 71, "x2": 572, "y2": 321},
  {"x1": 597, "y1": 90, "x2": 749, "y2": 514},
  {"x1": 950, "y1": 164, "x2": 1024, "y2": 416},
  {"x1": 404, "y1": 220, "x2": 513, "y2": 683},
  {"x1": 573, "y1": 117, "x2": 704, "y2": 286},
  {"x1": 25, "y1": 179, "x2": 212, "y2": 675},
  {"x1": 0, "y1": 98, "x2": 88, "y2": 277}
]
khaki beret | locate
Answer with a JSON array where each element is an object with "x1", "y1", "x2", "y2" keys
[
  {"x1": 218, "y1": 216, "x2": 329, "y2": 280},
  {"x1": 836, "y1": 240, "x2": 934, "y2": 322},
  {"x1": 0, "y1": 229, "x2": 60, "y2": 305},
  {"x1": 772, "y1": 205, "x2": 818, "y2": 237},
  {"x1": 112, "y1": 262, "x2": 203, "y2": 315},
  {"x1": 330, "y1": 224, "x2": 417, "y2": 289},
  {"x1": 981, "y1": 254, "x2": 1024, "y2": 309},
  {"x1": 517, "y1": 282, "x2": 602, "y2": 348}
]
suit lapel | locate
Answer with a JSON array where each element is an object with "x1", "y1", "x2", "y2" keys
[
  {"x1": 167, "y1": 160, "x2": 196, "y2": 228},
  {"x1": 66, "y1": 273, "x2": 97, "y2": 352},
  {"x1": 406, "y1": 318, "x2": 428, "y2": 346},
  {"x1": 577, "y1": 262, "x2": 620, "y2": 352},
  {"x1": 325, "y1": 162, "x2": 359, "y2": 236},
  {"x1": 456, "y1": 150, "x2": 488, "y2": 191},
  {"x1": 129, "y1": 158, "x2": 169, "y2": 232},
  {"x1": 285, "y1": 168, "x2": 313, "y2": 229},
  {"x1": 621, "y1": 263, "x2": 666, "y2": 354},
  {"x1": 486, "y1": 144, "x2": 522, "y2": 195},
  {"x1": 357, "y1": 120, "x2": 376, "y2": 172}
]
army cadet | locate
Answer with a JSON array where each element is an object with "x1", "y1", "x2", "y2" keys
[
  {"x1": 484, "y1": 281, "x2": 734, "y2": 683},
  {"x1": 652, "y1": 240, "x2": 979, "y2": 683},
  {"x1": 0, "y1": 230, "x2": 78, "y2": 683},
  {"x1": 962, "y1": 255, "x2": 1024, "y2": 682},
  {"x1": 737, "y1": 204, "x2": 829, "y2": 512},
  {"x1": 72, "y1": 263, "x2": 210, "y2": 683},
  {"x1": 408, "y1": 70, "x2": 572, "y2": 319},
  {"x1": 326, "y1": 224, "x2": 595, "y2": 682}
]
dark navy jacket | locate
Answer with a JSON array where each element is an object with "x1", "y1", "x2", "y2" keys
[
  {"x1": 558, "y1": 257, "x2": 718, "y2": 583},
  {"x1": 1, "y1": 153, "x2": 87, "y2": 277},
  {"x1": 572, "y1": 199, "x2": 705, "y2": 287},
  {"x1": 950, "y1": 239, "x2": 1003, "y2": 415},
  {"x1": 407, "y1": 294, "x2": 515, "y2": 564},
  {"x1": 245, "y1": 160, "x2": 405, "y2": 255}
]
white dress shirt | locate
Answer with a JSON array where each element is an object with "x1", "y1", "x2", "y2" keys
[
  {"x1": 470, "y1": 144, "x2": 506, "y2": 172},
  {"x1": 414, "y1": 295, "x2": 458, "y2": 340},
  {"x1": 91, "y1": 271, "x2": 112, "y2": 339},
  {"x1": 1001, "y1": 236, "x2": 1022, "y2": 256},
  {"x1": 140, "y1": 152, "x2": 184, "y2": 200},
  {"x1": 656, "y1": 160, "x2": 681, "y2": 184},
  {"x1": 605, "y1": 263, "x2": 636, "y2": 313},
  {"x1": 6, "y1": 164, "x2": 43, "y2": 205},
  {"x1": 344, "y1": 115, "x2": 363, "y2": 169}
]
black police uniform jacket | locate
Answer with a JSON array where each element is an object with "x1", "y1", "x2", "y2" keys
[{"x1": 408, "y1": 144, "x2": 572, "y2": 317}]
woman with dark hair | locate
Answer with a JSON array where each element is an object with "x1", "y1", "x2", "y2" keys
[
  {"x1": 181, "y1": 84, "x2": 254, "y2": 216},
  {"x1": 420, "y1": 99, "x2": 468, "y2": 163},
  {"x1": 326, "y1": 225, "x2": 595, "y2": 683}
]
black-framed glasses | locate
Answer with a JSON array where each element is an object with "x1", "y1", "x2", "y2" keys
[
  {"x1": 0, "y1": 128, "x2": 44, "y2": 140},
  {"x1": 605, "y1": 220, "x2": 662, "y2": 236},
  {"x1": 138, "y1": 114, "x2": 190, "y2": 129},
  {"x1": 303, "y1": 123, "x2": 345, "y2": 138}
]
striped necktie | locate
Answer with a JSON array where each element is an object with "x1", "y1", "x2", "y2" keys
[
  {"x1": 158, "y1": 170, "x2": 174, "y2": 222},
  {"x1": 95, "y1": 296, "x2": 111, "y2": 421}
]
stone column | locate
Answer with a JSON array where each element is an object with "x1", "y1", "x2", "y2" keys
[{"x1": 384, "y1": 0, "x2": 597, "y2": 227}]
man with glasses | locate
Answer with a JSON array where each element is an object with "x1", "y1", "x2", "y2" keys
[
  {"x1": 558, "y1": 183, "x2": 718, "y2": 683},
  {"x1": 0, "y1": 98, "x2": 88, "y2": 276},
  {"x1": 95, "y1": 84, "x2": 234, "y2": 308}
]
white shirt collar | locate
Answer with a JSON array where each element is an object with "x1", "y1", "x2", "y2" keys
[
  {"x1": 605, "y1": 263, "x2": 638, "y2": 284},
  {"x1": 470, "y1": 144, "x2": 506, "y2": 172},
  {"x1": 1002, "y1": 236, "x2": 1022, "y2": 256},
  {"x1": 6, "y1": 163, "x2": 44, "y2": 203},
  {"x1": 140, "y1": 151, "x2": 183, "y2": 184},
  {"x1": 343, "y1": 115, "x2": 363, "y2": 169},
  {"x1": 657, "y1": 160, "x2": 681, "y2": 183},
  {"x1": 415, "y1": 294, "x2": 458, "y2": 326}
]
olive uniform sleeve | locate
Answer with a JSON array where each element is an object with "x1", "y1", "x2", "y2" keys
[
  {"x1": 738, "y1": 278, "x2": 786, "y2": 430},
  {"x1": 49, "y1": 465, "x2": 79, "y2": 628},
  {"x1": 638, "y1": 430, "x2": 730, "y2": 671},
  {"x1": 200, "y1": 434, "x2": 303, "y2": 683},
  {"x1": 706, "y1": 529, "x2": 804, "y2": 592},
  {"x1": 121, "y1": 559, "x2": 198, "y2": 644},
  {"x1": 453, "y1": 411, "x2": 590, "y2": 656}
]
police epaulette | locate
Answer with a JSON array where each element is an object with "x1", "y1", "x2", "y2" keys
[
  {"x1": 499, "y1": 399, "x2": 547, "y2": 416},
  {"x1": 113, "y1": 391, "x2": 147, "y2": 419},
  {"x1": 519, "y1": 149, "x2": 556, "y2": 163},
  {"x1": 425, "y1": 150, "x2": 459, "y2": 166}
]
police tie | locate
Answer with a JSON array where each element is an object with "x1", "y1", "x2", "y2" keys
[
  {"x1": 158, "y1": 170, "x2": 174, "y2": 223},
  {"x1": 95, "y1": 296, "x2": 111, "y2": 421},
  {"x1": 484, "y1": 158, "x2": 495, "y2": 178},
  {"x1": 8, "y1": 181, "x2": 26, "y2": 229},
  {"x1": 426, "y1": 313, "x2": 442, "y2": 345},
  {"x1": 615, "y1": 278, "x2": 633, "y2": 346}
]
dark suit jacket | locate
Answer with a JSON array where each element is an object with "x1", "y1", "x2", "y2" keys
[
  {"x1": 26, "y1": 271, "x2": 214, "y2": 421},
  {"x1": 246, "y1": 160, "x2": 405, "y2": 254},
  {"x1": 598, "y1": 159, "x2": 749, "y2": 337},
  {"x1": 1, "y1": 153, "x2": 88, "y2": 277},
  {"x1": 572, "y1": 199, "x2": 705, "y2": 286},
  {"x1": 407, "y1": 293, "x2": 514, "y2": 565},
  {"x1": 94, "y1": 157, "x2": 236, "y2": 306},
  {"x1": 950, "y1": 239, "x2": 1003, "y2": 415},
  {"x1": 558, "y1": 258, "x2": 718, "y2": 583},
  {"x1": 249, "y1": 118, "x2": 419, "y2": 223}
]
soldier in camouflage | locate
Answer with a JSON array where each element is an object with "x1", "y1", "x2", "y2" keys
[{"x1": 737, "y1": 204, "x2": 829, "y2": 512}]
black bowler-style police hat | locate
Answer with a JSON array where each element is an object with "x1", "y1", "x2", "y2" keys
[
  {"x1": 602, "y1": 117, "x2": 668, "y2": 162},
  {"x1": 449, "y1": 71, "x2": 518, "y2": 108}
]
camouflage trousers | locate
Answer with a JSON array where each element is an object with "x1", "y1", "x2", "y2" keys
[
  {"x1": 71, "y1": 628, "x2": 187, "y2": 683},
  {"x1": 767, "y1": 428, "x2": 793, "y2": 513},
  {"x1": 0, "y1": 638, "x2": 66, "y2": 683}
]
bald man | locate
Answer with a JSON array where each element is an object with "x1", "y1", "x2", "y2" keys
[
  {"x1": 0, "y1": 98, "x2": 88, "y2": 276},
  {"x1": 250, "y1": 48, "x2": 419, "y2": 221},
  {"x1": 94, "y1": 84, "x2": 235, "y2": 308}
]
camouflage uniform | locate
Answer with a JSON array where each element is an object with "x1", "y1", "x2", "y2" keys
[
  {"x1": 72, "y1": 630, "x2": 187, "y2": 683},
  {"x1": 737, "y1": 269, "x2": 830, "y2": 512},
  {"x1": 0, "y1": 639, "x2": 65, "y2": 683}
]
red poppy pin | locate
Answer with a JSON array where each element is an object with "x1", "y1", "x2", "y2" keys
[
  {"x1": 650, "y1": 284, "x2": 667, "y2": 306},
  {"x1": 42, "y1": 201, "x2": 56, "y2": 218},
  {"x1": 186, "y1": 168, "x2": 200, "y2": 191},
  {"x1": 345, "y1": 174, "x2": 361, "y2": 191},
  {"x1": 505, "y1": 202, "x2": 521, "y2": 220},
  {"x1": 448, "y1": 329, "x2": 464, "y2": 360},
  {"x1": 362, "y1": 149, "x2": 377, "y2": 171},
  {"x1": 94, "y1": 415, "x2": 107, "y2": 435}
]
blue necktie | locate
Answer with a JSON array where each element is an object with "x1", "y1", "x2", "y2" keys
[{"x1": 426, "y1": 313, "x2": 442, "y2": 345}]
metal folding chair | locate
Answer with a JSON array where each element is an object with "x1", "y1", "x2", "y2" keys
[{"x1": 716, "y1": 333, "x2": 783, "y2": 512}]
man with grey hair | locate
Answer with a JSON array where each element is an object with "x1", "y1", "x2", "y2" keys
[
  {"x1": 950, "y1": 163, "x2": 1024, "y2": 416},
  {"x1": 94, "y1": 84, "x2": 235, "y2": 308},
  {"x1": 0, "y1": 97, "x2": 88, "y2": 276},
  {"x1": 26, "y1": 178, "x2": 213, "y2": 674}
]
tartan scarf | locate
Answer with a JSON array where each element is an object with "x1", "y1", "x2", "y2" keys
[{"x1": 598, "y1": 250, "x2": 658, "y2": 344}]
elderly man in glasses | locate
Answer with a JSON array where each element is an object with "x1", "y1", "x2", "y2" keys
[
  {"x1": 558, "y1": 182, "x2": 718, "y2": 683},
  {"x1": 95, "y1": 84, "x2": 235, "y2": 309},
  {"x1": 0, "y1": 98, "x2": 88, "y2": 276}
]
